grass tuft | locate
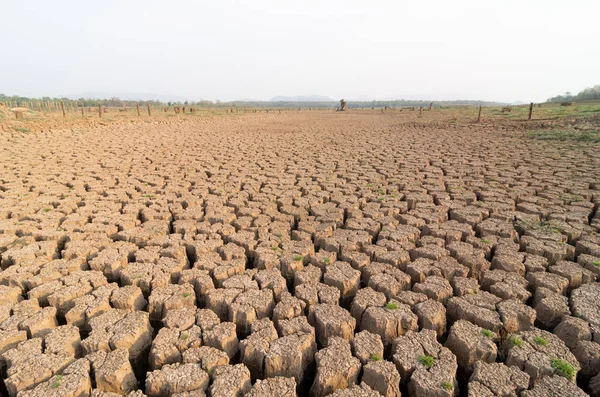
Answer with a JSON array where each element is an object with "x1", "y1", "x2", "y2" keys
[
  {"x1": 293, "y1": 254, "x2": 303, "y2": 262},
  {"x1": 418, "y1": 355, "x2": 435, "y2": 368},
  {"x1": 481, "y1": 329, "x2": 493, "y2": 338},
  {"x1": 370, "y1": 353, "x2": 382, "y2": 361},
  {"x1": 441, "y1": 381, "x2": 453, "y2": 390},
  {"x1": 510, "y1": 336, "x2": 523, "y2": 347},
  {"x1": 593, "y1": 261, "x2": 600, "y2": 267},
  {"x1": 385, "y1": 302, "x2": 398, "y2": 310},
  {"x1": 534, "y1": 336, "x2": 548, "y2": 346},
  {"x1": 551, "y1": 358, "x2": 575, "y2": 380}
]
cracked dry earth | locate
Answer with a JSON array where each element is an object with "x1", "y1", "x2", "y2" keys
[{"x1": 0, "y1": 112, "x2": 599, "y2": 397}]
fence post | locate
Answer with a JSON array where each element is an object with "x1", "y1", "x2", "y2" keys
[
  {"x1": 136, "y1": 103, "x2": 140, "y2": 116},
  {"x1": 61, "y1": 101, "x2": 66, "y2": 118},
  {"x1": 98, "y1": 104, "x2": 102, "y2": 118},
  {"x1": 81, "y1": 104, "x2": 85, "y2": 117},
  {"x1": 147, "y1": 104, "x2": 151, "y2": 116},
  {"x1": 429, "y1": 102, "x2": 433, "y2": 111},
  {"x1": 477, "y1": 105, "x2": 482, "y2": 123},
  {"x1": 528, "y1": 102, "x2": 533, "y2": 120}
]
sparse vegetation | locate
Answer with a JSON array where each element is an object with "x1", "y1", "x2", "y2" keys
[
  {"x1": 526, "y1": 129, "x2": 600, "y2": 144},
  {"x1": 385, "y1": 302, "x2": 399, "y2": 310},
  {"x1": 183, "y1": 292, "x2": 191, "y2": 298},
  {"x1": 510, "y1": 336, "x2": 523, "y2": 347},
  {"x1": 481, "y1": 329, "x2": 493, "y2": 338},
  {"x1": 418, "y1": 355, "x2": 435, "y2": 368},
  {"x1": 293, "y1": 254, "x2": 303, "y2": 262},
  {"x1": 551, "y1": 358, "x2": 575, "y2": 380},
  {"x1": 593, "y1": 261, "x2": 600, "y2": 267},
  {"x1": 441, "y1": 381, "x2": 453, "y2": 390},
  {"x1": 534, "y1": 336, "x2": 548, "y2": 346},
  {"x1": 370, "y1": 353, "x2": 382, "y2": 361}
]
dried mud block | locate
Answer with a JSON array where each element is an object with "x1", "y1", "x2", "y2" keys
[
  {"x1": 534, "y1": 287, "x2": 570, "y2": 329},
  {"x1": 228, "y1": 289, "x2": 275, "y2": 334},
  {"x1": 412, "y1": 276, "x2": 453, "y2": 305},
  {"x1": 245, "y1": 376, "x2": 296, "y2": 397},
  {"x1": 18, "y1": 358, "x2": 92, "y2": 397},
  {"x1": 278, "y1": 316, "x2": 314, "y2": 337},
  {"x1": 313, "y1": 304, "x2": 356, "y2": 347},
  {"x1": 203, "y1": 322, "x2": 239, "y2": 359},
  {"x1": 148, "y1": 284, "x2": 196, "y2": 321},
  {"x1": 148, "y1": 326, "x2": 202, "y2": 370},
  {"x1": 179, "y1": 268, "x2": 215, "y2": 306},
  {"x1": 451, "y1": 276, "x2": 479, "y2": 297},
  {"x1": 350, "y1": 287, "x2": 386, "y2": 325},
  {"x1": 162, "y1": 307, "x2": 197, "y2": 330},
  {"x1": 446, "y1": 292, "x2": 502, "y2": 332},
  {"x1": 87, "y1": 348, "x2": 137, "y2": 395},
  {"x1": 205, "y1": 288, "x2": 241, "y2": 321},
  {"x1": 467, "y1": 361, "x2": 529, "y2": 396},
  {"x1": 110, "y1": 285, "x2": 147, "y2": 311},
  {"x1": 570, "y1": 282, "x2": 600, "y2": 331},
  {"x1": 549, "y1": 260, "x2": 596, "y2": 290},
  {"x1": 497, "y1": 298, "x2": 536, "y2": 333},
  {"x1": 2, "y1": 338, "x2": 75, "y2": 397},
  {"x1": 264, "y1": 332, "x2": 317, "y2": 383},
  {"x1": 445, "y1": 320, "x2": 497, "y2": 371},
  {"x1": 254, "y1": 268, "x2": 287, "y2": 301},
  {"x1": 65, "y1": 283, "x2": 118, "y2": 329},
  {"x1": 415, "y1": 299, "x2": 446, "y2": 337},
  {"x1": 520, "y1": 374, "x2": 588, "y2": 397},
  {"x1": 501, "y1": 328, "x2": 580, "y2": 384},
  {"x1": 361, "y1": 299, "x2": 418, "y2": 346},
  {"x1": 208, "y1": 363, "x2": 252, "y2": 397},
  {"x1": 145, "y1": 363, "x2": 209, "y2": 397},
  {"x1": 391, "y1": 329, "x2": 458, "y2": 397},
  {"x1": 294, "y1": 283, "x2": 340, "y2": 323},
  {"x1": 239, "y1": 319, "x2": 279, "y2": 379},
  {"x1": 323, "y1": 261, "x2": 361, "y2": 302},
  {"x1": 310, "y1": 337, "x2": 361, "y2": 397},
  {"x1": 361, "y1": 359, "x2": 401, "y2": 397},
  {"x1": 82, "y1": 309, "x2": 153, "y2": 362},
  {"x1": 572, "y1": 340, "x2": 600, "y2": 377},
  {"x1": 182, "y1": 346, "x2": 229, "y2": 374},
  {"x1": 350, "y1": 330, "x2": 384, "y2": 365},
  {"x1": 45, "y1": 325, "x2": 81, "y2": 357},
  {"x1": 553, "y1": 316, "x2": 592, "y2": 350},
  {"x1": 273, "y1": 293, "x2": 306, "y2": 328}
]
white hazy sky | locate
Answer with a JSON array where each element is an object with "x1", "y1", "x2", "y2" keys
[{"x1": 1, "y1": 0, "x2": 598, "y2": 103}]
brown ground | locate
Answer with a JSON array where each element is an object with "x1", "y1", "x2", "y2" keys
[{"x1": 0, "y1": 111, "x2": 599, "y2": 397}]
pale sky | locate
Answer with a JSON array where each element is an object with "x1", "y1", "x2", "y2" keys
[{"x1": 1, "y1": 0, "x2": 598, "y2": 103}]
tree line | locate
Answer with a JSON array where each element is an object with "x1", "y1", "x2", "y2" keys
[{"x1": 546, "y1": 85, "x2": 600, "y2": 103}]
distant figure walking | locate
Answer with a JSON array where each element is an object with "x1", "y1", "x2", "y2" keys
[{"x1": 340, "y1": 99, "x2": 347, "y2": 111}]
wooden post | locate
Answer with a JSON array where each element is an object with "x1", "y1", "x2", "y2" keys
[
  {"x1": 147, "y1": 103, "x2": 151, "y2": 116},
  {"x1": 136, "y1": 103, "x2": 140, "y2": 116},
  {"x1": 528, "y1": 102, "x2": 533, "y2": 120},
  {"x1": 419, "y1": 106, "x2": 422, "y2": 117},
  {"x1": 61, "y1": 101, "x2": 66, "y2": 118},
  {"x1": 429, "y1": 102, "x2": 433, "y2": 111},
  {"x1": 37, "y1": 102, "x2": 41, "y2": 112},
  {"x1": 81, "y1": 104, "x2": 85, "y2": 117},
  {"x1": 98, "y1": 104, "x2": 102, "y2": 118},
  {"x1": 477, "y1": 105, "x2": 482, "y2": 123}
]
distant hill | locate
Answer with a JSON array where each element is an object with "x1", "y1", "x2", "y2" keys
[{"x1": 271, "y1": 95, "x2": 335, "y2": 102}]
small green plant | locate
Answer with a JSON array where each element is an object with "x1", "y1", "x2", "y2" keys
[
  {"x1": 481, "y1": 329, "x2": 493, "y2": 338},
  {"x1": 144, "y1": 194, "x2": 154, "y2": 198},
  {"x1": 324, "y1": 257, "x2": 331, "y2": 264},
  {"x1": 481, "y1": 238, "x2": 490, "y2": 244},
  {"x1": 42, "y1": 208, "x2": 51, "y2": 212},
  {"x1": 534, "y1": 336, "x2": 548, "y2": 346},
  {"x1": 370, "y1": 353, "x2": 382, "y2": 361},
  {"x1": 293, "y1": 254, "x2": 303, "y2": 262},
  {"x1": 385, "y1": 302, "x2": 398, "y2": 310},
  {"x1": 418, "y1": 355, "x2": 435, "y2": 368},
  {"x1": 275, "y1": 233, "x2": 282, "y2": 238},
  {"x1": 183, "y1": 292, "x2": 191, "y2": 298},
  {"x1": 180, "y1": 332, "x2": 189, "y2": 340},
  {"x1": 551, "y1": 358, "x2": 575, "y2": 380},
  {"x1": 441, "y1": 381, "x2": 453, "y2": 390},
  {"x1": 510, "y1": 336, "x2": 523, "y2": 347},
  {"x1": 593, "y1": 261, "x2": 600, "y2": 267},
  {"x1": 52, "y1": 375, "x2": 63, "y2": 388}
]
